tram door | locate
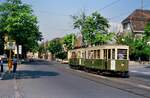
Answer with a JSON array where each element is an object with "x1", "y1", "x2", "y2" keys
[
  {"x1": 103, "y1": 49, "x2": 107, "y2": 69},
  {"x1": 104, "y1": 49, "x2": 116, "y2": 70},
  {"x1": 111, "y1": 49, "x2": 116, "y2": 70}
]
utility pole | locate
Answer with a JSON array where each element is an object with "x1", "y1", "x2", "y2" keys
[{"x1": 141, "y1": 0, "x2": 143, "y2": 10}]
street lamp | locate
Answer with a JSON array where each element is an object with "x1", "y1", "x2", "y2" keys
[{"x1": 4, "y1": 34, "x2": 16, "y2": 72}]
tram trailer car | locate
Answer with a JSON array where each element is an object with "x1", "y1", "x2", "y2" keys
[{"x1": 68, "y1": 45, "x2": 129, "y2": 77}]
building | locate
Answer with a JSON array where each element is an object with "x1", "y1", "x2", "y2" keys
[{"x1": 122, "y1": 9, "x2": 150, "y2": 38}]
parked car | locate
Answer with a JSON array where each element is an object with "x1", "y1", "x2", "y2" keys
[
  {"x1": 61, "y1": 60, "x2": 68, "y2": 64},
  {"x1": 0, "y1": 55, "x2": 8, "y2": 63}
]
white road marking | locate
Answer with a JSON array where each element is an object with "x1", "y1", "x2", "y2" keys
[
  {"x1": 76, "y1": 70, "x2": 83, "y2": 73},
  {"x1": 89, "y1": 74, "x2": 107, "y2": 79},
  {"x1": 137, "y1": 84, "x2": 150, "y2": 90},
  {"x1": 14, "y1": 79, "x2": 23, "y2": 98},
  {"x1": 65, "y1": 67, "x2": 70, "y2": 69},
  {"x1": 130, "y1": 70, "x2": 150, "y2": 75},
  {"x1": 86, "y1": 71, "x2": 150, "y2": 91},
  {"x1": 74, "y1": 69, "x2": 107, "y2": 79}
]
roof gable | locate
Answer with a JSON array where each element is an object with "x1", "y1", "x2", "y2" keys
[{"x1": 122, "y1": 9, "x2": 150, "y2": 32}]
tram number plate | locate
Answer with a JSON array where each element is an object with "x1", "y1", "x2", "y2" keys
[{"x1": 111, "y1": 60, "x2": 116, "y2": 70}]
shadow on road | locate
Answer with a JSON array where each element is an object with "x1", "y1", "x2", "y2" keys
[
  {"x1": 145, "y1": 66, "x2": 150, "y2": 68},
  {"x1": 2, "y1": 70, "x2": 60, "y2": 80},
  {"x1": 24, "y1": 59, "x2": 53, "y2": 66}
]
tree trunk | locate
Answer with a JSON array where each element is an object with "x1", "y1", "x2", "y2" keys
[{"x1": 22, "y1": 46, "x2": 27, "y2": 59}]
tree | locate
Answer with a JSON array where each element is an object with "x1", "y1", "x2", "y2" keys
[
  {"x1": 143, "y1": 22, "x2": 150, "y2": 60},
  {"x1": 72, "y1": 11, "x2": 86, "y2": 31},
  {"x1": 0, "y1": 0, "x2": 42, "y2": 59},
  {"x1": 144, "y1": 22, "x2": 150, "y2": 42},
  {"x1": 48, "y1": 38, "x2": 62, "y2": 58},
  {"x1": 55, "y1": 51, "x2": 67, "y2": 60},
  {"x1": 0, "y1": 33, "x2": 4, "y2": 55},
  {"x1": 72, "y1": 11, "x2": 110, "y2": 45},
  {"x1": 95, "y1": 32, "x2": 115, "y2": 45},
  {"x1": 63, "y1": 33, "x2": 76, "y2": 50},
  {"x1": 115, "y1": 31, "x2": 150, "y2": 61}
]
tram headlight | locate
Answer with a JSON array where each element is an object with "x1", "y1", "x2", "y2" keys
[{"x1": 121, "y1": 64, "x2": 124, "y2": 67}]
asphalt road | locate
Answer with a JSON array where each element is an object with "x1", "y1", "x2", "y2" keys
[
  {"x1": 129, "y1": 64, "x2": 150, "y2": 80},
  {"x1": 0, "y1": 60, "x2": 150, "y2": 98}
]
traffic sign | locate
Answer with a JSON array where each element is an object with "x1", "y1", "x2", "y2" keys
[{"x1": 5, "y1": 41, "x2": 16, "y2": 50}]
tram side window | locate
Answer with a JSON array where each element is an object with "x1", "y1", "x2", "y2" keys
[
  {"x1": 108, "y1": 49, "x2": 111, "y2": 59},
  {"x1": 94, "y1": 50, "x2": 96, "y2": 59},
  {"x1": 104, "y1": 49, "x2": 107, "y2": 59},
  {"x1": 117, "y1": 49, "x2": 127, "y2": 60},
  {"x1": 88, "y1": 51, "x2": 90, "y2": 59},
  {"x1": 112, "y1": 49, "x2": 115, "y2": 59},
  {"x1": 85, "y1": 51, "x2": 87, "y2": 59},
  {"x1": 88, "y1": 50, "x2": 94, "y2": 59},
  {"x1": 77, "y1": 51, "x2": 81, "y2": 58},
  {"x1": 97, "y1": 50, "x2": 100, "y2": 59},
  {"x1": 91, "y1": 50, "x2": 94, "y2": 59},
  {"x1": 82, "y1": 51, "x2": 85, "y2": 59},
  {"x1": 71, "y1": 52, "x2": 76, "y2": 58}
]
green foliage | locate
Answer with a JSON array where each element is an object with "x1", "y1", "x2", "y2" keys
[
  {"x1": 38, "y1": 43, "x2": 45, "y2": 54},
  {"x1": 63, "y1": 33, "x2": 76, "y2": 50},
  {"x1": 72, "y1": 11, "x2": 110, "y2": 45},
  {"x1": 55, "y1": 51, "x2": 67, "y2": 60},
  {"x1": 0, "y1": 32, "x2": 4, "y2": 55},
  {"x1": 144, "y1": 22, "x2": 150, "y2": 41},
  {"x1": 0, "y1": 0, "x2": 42, "y2": 57},
  {"x1": 72, "y1": 11, "x2": 86, "y2": 30},
  {"x1": 95, "y1": 32, "x2": 115, "y2": 45},
  {"x1": 48, "y1": 38, "x2": 62, "y2": 55},
  {"x1": 115, "y1": 31, "x2": 150, "y2": 60}
]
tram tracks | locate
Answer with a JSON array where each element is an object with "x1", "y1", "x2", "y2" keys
[{"x1": 55, "y1": 64, "x2": 150, "y2": 98}]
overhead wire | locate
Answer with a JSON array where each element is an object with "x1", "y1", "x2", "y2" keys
[
  {"x1": 99, "y1": 0, "x2": 121, "y2": 11},
  {"x1": 107, "y1": 11, "x2": 131, "y2": 21},
  {"x1": 106, "y1": 0, "x2": 150, "y2": 21}
]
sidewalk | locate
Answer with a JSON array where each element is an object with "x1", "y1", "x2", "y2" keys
[
  {"x1": 129, "y1": 61, "x2": 150, "y2": 68},
  {"x1": 129, "y1": 61, "x2": 150, "y2": 76},
  {"x1": 0, "y1": 64, "x2": 16, "y2": 98}
]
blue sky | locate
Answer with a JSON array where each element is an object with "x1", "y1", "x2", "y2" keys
[{"x1": 2, "y1": 0, "x2": 150, "y2": 40}]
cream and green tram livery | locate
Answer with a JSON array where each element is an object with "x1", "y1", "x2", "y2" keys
[{"x1": 68, "y1": 45, "x2": 129, "y2": 77}]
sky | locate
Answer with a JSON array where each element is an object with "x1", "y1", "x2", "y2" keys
[{"x1": 1, "y1": 0, "x2": 150, "y2": 40}]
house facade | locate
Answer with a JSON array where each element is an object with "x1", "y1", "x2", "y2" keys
[{"x1": 122, "y1": 9, "x2": 150, "y2": 38}]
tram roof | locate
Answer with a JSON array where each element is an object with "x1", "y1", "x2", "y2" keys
[{"x1": 69, "y1": 45, "x2": 129, "y2": 51}]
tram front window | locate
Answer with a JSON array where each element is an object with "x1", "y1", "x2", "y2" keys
[{"x1": 117, "y1": 49, "x2": 127, "y2": 60}]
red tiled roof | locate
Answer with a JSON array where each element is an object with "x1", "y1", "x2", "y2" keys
[{"x1": 122, "y1": 9, "x2": 150, "y2": 32}]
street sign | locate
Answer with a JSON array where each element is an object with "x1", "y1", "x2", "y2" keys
[
  {"x1": 19, "y1": 45, "x2": 22, "y2": 54},
  {"x1": 5, "y1": 41, "x2": 16, "y2": 50},
  {"x1": 14, "y1": 45, "x2": 22, "y2": 54}
]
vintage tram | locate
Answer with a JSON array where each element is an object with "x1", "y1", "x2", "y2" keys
[{"x1": 68, "y1": 45, "x2": 129, "y2": 77}]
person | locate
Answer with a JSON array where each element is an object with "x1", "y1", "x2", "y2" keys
[
  {"x1": 138, "y1": 57, "x2": 141, "y2": 64},
  {"x1": 13, "y1": 57, "x2": 17, "y2": 73},
  {"x1": 0, "y1": 57, "x2": 3, "y2": 73},
  {"x1": 118, "y1": 53, "x2": 124, "y2": 60},
  {"x1": 0, "y1": 57, "x2": 3, "y2": 80}
]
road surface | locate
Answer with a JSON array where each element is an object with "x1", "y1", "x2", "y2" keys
[{"x1": 0, "y1": 60, "x2": 149, "y2": 98}]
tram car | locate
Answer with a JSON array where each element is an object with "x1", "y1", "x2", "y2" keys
[{"x1": 68, "y1": 45, "x2": 129, "y2": 77}]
